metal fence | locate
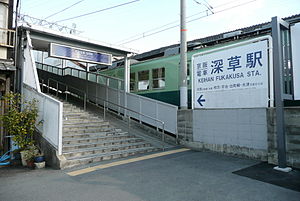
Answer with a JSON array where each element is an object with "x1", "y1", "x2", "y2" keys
[
  {"x1": 36, "y1": 62, "x2": 123, "y2": 90},
  {"x1": 36, "y1": 62, "x2": 178, "y2": 135}
]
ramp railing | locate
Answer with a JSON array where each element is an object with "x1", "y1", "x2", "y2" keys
[
  {"x1": 42, "y1": 78, "x2": 168, "y2": 149},
  {"x1": 36, "y1": 62, "x2": 178, "y2": 137}
]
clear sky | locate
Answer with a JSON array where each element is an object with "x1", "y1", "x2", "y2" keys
[{"x1": 20, "y1": 0, "x2": 300, "y2": 53}]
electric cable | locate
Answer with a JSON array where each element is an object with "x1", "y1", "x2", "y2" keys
[
  {"x1": 44, "y1": 0, "x2": 85, "y2": 19},
  {"x1": 118, "y1": 0, "x2": 257, "y2": 45},
  {"x1": 193, "y1": 0, "x2": 214, "y2": 14},
  {"x1": 116, "y1": 0, "x2": 251, "y2": 44},
  {"x1": 55, "y1": 0, "x2": 141, "y2": 23}
]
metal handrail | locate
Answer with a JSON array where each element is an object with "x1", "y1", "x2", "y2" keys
[
  {"x1": 89, "y1": 94, "x2": 165, "y2": 147},
  {"x1": 47, "y1": 78, "x2": 87, "y2": 110},
  {"x1": 35, "y1": 62, "x2": 124, "y2": 83},
  {"x1": 44, "y1": 78, "x2": 166, "y2": 150}
]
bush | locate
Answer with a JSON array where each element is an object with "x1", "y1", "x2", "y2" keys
[{"x1": 1, "y1": 92, "x2": 39, "y2": 149}]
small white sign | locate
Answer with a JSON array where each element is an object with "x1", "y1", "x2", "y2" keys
[{"x1": 192, "y1": 39, "x2": 270, "y2": 108}]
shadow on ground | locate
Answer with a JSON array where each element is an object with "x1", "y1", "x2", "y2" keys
[{"x1": 233, "y1": 162, "x2": 300, "y2": 192}]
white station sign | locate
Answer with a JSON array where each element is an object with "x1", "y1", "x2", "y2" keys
[{"x1": 192, "y1": 39, "x2": 270, "y2": 108}]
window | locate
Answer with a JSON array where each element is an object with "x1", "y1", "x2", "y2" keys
[
  {"x1": 152, "y1": 68, "x2": 165, "y2": 89},
  {"x1": 138, "y1": 70, "x2": 149, "y2": 91},
  {"x1": 130, "y1": 72, "x2": 135, "y2": 91}
]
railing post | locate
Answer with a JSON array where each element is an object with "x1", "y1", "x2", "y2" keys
[
  {"x1": 106, "y1": 78, "x2": 109, "y2": 102},
  {"x1": 128, "y1": 114, "x2": 130, "y2": 133},
  {"x1": 47, "y1": 79, "x2": 50, "y2": 93},
  {"x1": 56, "y1": 82, "x2": 58, "y2": 97},
  {"x1": 84, "y1": 93, "x2": 86, "y2": 111},
  {"x1": 162, "y1": 123, "x2": 165, "y2": 151},
  {"x1": 104, "y1": 101, "x2": 106, "y2": 120},
  {"x1": 40, "y1": 79, "x2": 43, "y2": 93},
  {"x1": 65, "y1": 85, "x2": 68, "y2": 101}
]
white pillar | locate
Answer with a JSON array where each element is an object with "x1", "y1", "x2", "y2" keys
[
  {"x1": 124, "y1": 54, "x2": 130, "y2": 93},
  {"x1": 180, "y1": 0, "x2": 188, "y2": 109},
  {"x1": 124, "y1": 54, "x2": 130, "y2": 117}
]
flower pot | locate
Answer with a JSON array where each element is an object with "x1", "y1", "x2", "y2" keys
[
  {"x1": 34, "y1": 161, "x2": 45, "y2": 169},
  {"x1": 26, "y1": 160, "x2": 35, "y2": 169},
  {"x1": 34, "y1": 156, "x2": 45, "y2": 163}
]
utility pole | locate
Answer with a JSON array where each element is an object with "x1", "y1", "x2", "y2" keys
[{"x1": 180, "y1": 0, "x2": 188, "y2": 109}]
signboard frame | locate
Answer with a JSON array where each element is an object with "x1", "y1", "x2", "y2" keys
[
  {"x1": 191, "y1": 35, "x2": 273, "y2": 109},
  {"x1": 291, "y1": 22, "x2": 300, "y2": 100},
  {"x1": 49, "y1": 43, "x2": 112, "y2": 65}
]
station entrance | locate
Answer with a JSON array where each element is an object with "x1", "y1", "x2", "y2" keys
[{"x1": 18, "y1": 25, "x2": 178, "y2": 168}]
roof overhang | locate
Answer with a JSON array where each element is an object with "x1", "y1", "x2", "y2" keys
[{"x1": 18, "y1": 24, "x2": 138, "y2": 57}]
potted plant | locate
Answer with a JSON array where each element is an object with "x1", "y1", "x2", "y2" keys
[
  {"x1": 34, "y1": 152, "x2": 45, "y2": 169},
  {"x1": 0, "y1": 92, "x2": 40, "y2": 166},
  {"x1": 21, "y1": 145, "x2": 39, "y2": 168}
]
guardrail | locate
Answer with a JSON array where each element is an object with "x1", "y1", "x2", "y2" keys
[
  {"x1": 36, "y1": 62, "x2": 123, "y2": 90},
  {"x1": 47, "y1": 78, "x2": 87, "y2": 110},
  {"x1": 37, "y1": 62, "x2": 178, "y2": 136},
  {"x1": 93, "y1": 94, "x2": 166, "y2": 150},
  {"x1": 0, "y1": 28, "x2": 15, "y2": 48},
  {"x1": 43, "y1": 78, "x2": 167, "y2": 149}
]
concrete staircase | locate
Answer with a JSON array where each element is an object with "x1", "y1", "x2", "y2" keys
[{"x1": 59, "y1": 101, "x2": 160, "y2": 169}]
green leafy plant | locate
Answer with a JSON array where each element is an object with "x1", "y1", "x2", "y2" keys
[
  {"x1": 21, "y1": 145, "x2": 39, "y2": 162},
  {"x1": 1, "y1": 92, "x2": 39, "y2": 149}
]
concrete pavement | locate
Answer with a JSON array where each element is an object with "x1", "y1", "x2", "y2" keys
[{"x1": 0, "y1": 149, "x2": 299, "y2": 201}]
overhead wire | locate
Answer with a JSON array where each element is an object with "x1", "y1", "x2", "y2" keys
[
  {"x1": 118, "y1": 0, "x2": 257, "y2": 45},
  {"x1": 116, "y1": 0, "x2": 243, "y2": 44},
  {"x1": 44, "y1": 0, "x2": 85, "y2": 19},
  {"x1": 117, "y1": 0, "x2": 256, "y2": 45},
  {"x1": 54, "y1": 0, "x2": 141, "y2": 23},
  {"x1": 202, "y1": 0, "x2": 214, "y2": 9},
  {"x1": 193, "y1": 0, "x2": 214, "y2": 14}
]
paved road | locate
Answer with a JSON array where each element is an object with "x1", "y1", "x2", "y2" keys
[{"x1": 1, "y1": 149, "x2": 299, "y2": 201}]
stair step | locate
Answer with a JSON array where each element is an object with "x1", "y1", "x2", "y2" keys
[
  {"x1": 63, "y1": 122, "x2": 110, "y2": 130},
  {"x1": 63, "y1": 134, "x2": 133, "y2": 144},
  {"x1": 63, "y1": 138, "x2": 143, "y2": 151},
  {"x1": 62, "y1": 146, "x2": 160, "y2": 169},
  {"x1": 63, "y1": 119, "x2": 104, "y2": 125},
  {"x1": 63, "y1": 114, "x2": 99, "y2": 120},
  {"x1": 63, "y1": 117, "x2": 101, "y2": 122},
  {"x1": 64, "y1": 112, "x2": 94, "y2": 116},
  {"x1": 63, "y1": 107, "x2": 86, "y2": 111},
  {"x1": 63, "y1": 130, "x2": 127, "y2": 138},
  {"x1": 287, "y1": 148, "x2": 300, "y2": 153},
  {"x1": 63, "y1": 142, "x2": 152, "y2": 158},
  {"x1": 63, "y1": 126, "x2": 114, "y2": 133},
  {"x1": 44, "y1": 97, "x2": 162, "y2": 169}
]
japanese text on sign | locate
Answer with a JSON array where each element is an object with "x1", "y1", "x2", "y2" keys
[{"x1": 192, "y1": 39, "x2": 270, "y2": 108}]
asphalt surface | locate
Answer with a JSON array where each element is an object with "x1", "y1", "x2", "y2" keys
[{"x1": 1, "y1": 149, "x2": 299, "y2": 201}]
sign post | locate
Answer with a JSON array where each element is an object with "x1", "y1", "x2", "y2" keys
[{"x1": 271, "y1": 17, "x2": 292, "y2": 172}]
